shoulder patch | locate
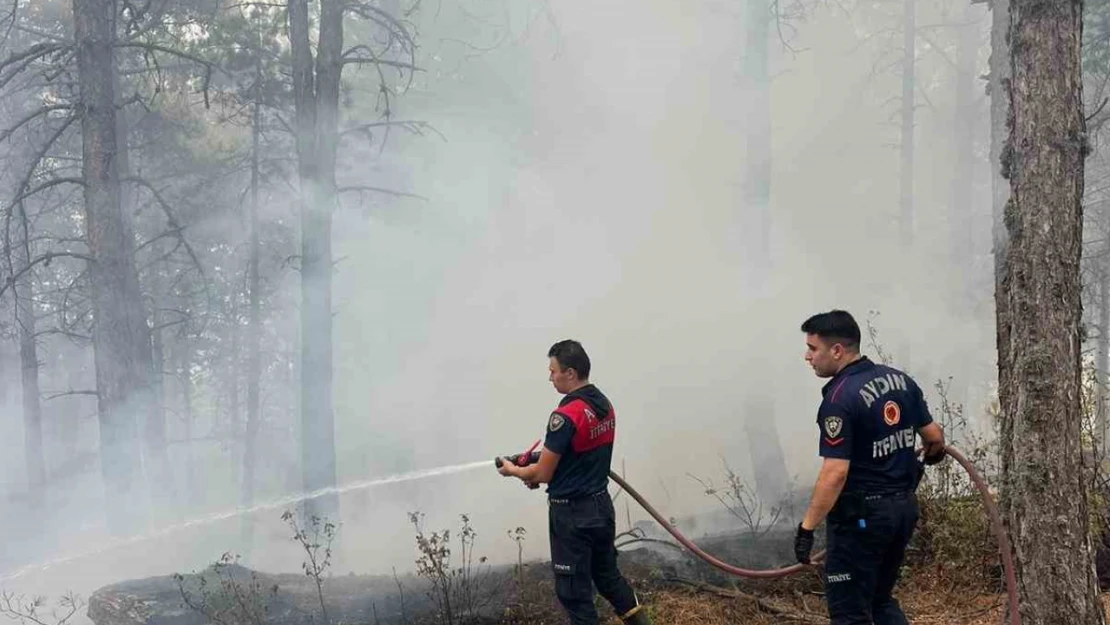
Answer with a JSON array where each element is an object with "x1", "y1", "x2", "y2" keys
[
  {"x1": 549, "y1": 412, "x2": 566, "y2": 432},
  {"x1": 883, "y1": 400, "x2": 901, "y2": 426},
  {"x1": 823, "y1": 416, "x2": 844, "y2": 439}
]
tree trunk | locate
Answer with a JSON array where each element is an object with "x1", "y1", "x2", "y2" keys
[
  {"x1": 111, "y1": 5, "x2": 172, "y2": 521},
  {"x1": 73, "y1": 0, "x2": 152, "y2": 535},
  {"x1": 289, "y1": 0, "x2": 340, "y2": 521},
  {"x1": 147, "y1": 236, "x2": 177, "y2": 522},
  {"x1": 739, "y1": 0, "x2": 790, "y2": 501},
  {"x1": 900, "y1": 0, "x2": 916, "y2": 246},
  {"x1": 181, "y1": 345, "x2": 200, "y2": 510},
  {"x1": 14, "y1": 201, "x2": 45, "y2": 502},
  {"x1": 990, "y1": 0, "x2": 1012, "y2": 468},
  {"x1": 227, "y1": 311, "x2": 241, "y2": 498},
  {"x1": 241, "y1": 67, "x2": 262, "y2": 550},
  {"x1": 998, "y1": 1, "x2": 1104, "y2": 623}
]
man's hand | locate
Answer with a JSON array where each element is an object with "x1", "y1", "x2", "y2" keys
[
  {"x1": 919, "y1": 422, "x2": 946, "y2": 465},
  {"x1": 794, "y1": 523, "x2": 815, "y2": 564},
  {"x1": 523, "y1": 480, "x2": 540, "y2": 490},
  {"x1": 497, "y1": 459, "x2": 518, "y2": 477}
]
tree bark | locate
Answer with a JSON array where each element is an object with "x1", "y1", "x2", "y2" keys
[
  {"x1": 110, "y1": 3, "x2": 172, "y2": 521},
  {"x1": 739, "y1": 0, "x2": 790, "y2": 501},
  {"x1": 289, "y1": 0, "x2": 340, "y2": 521},
  {"x1": 241, "y1": 64, "x2": 262, "y2": 549},
  {"x1": 180, "y1": 344, "x2": 200, "y2": 510},
  {"x1": 147, "y1": 236, "x2": 177, "y2": 523},
  {"x1": 73, "y1": 0, "x2": 153, "y2": 535},
  {"x1": 13, "y1": 201, "x2": 45, "y2": 502},
  {"x1": 990, "y1": 0, "x2": 1012, "y2": 475},
  {"x1": 998, "y1": 1, "x2": 1104, "y2": 623}
]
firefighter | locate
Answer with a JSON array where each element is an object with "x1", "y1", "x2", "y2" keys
[
  {"x1": 497, "y1": 339, "x2": 651, "y2": 625},
  {"x1": 792, "y1": 310, "x2": 946, "y2": 624}
]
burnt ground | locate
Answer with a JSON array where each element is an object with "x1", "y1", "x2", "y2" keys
[{"x1": 85, "y1": 524, "x2": 1054, "y2": 625}]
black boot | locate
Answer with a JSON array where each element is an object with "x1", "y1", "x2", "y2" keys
[{"x1": 621, "y1": 606, "x2": 652, "y2": 625}]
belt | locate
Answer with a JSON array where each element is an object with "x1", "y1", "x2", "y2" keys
[
  {"x1": 861, "y1": 490, "x2": 913, "y2": 501},
  {"x1": 548, "y1": 489, "x2": 608, "y2": 505}
]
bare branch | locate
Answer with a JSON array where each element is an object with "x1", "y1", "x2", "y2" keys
[
  {"x1": 338, "y1": 185, "x2": 427, "y2": 201},
  {"x1": 341, "y1": 50, "x2": 423, "y2": 72},
  {"x1": 14, "y1": 24, "x2": 66, "y2": 44},
  {"x1": 0, "y1": 252, "x2": 94, "y2": 300},
  {"x1": 339, "y1": 119, "x2": 445, "y2": 141},
  {"x1": 0, "y1": 104, "x2": 74, "y2": 144},
  {"x1": 10, "y1": 178, "x2": 85, "y2": 205},
  {"x1": 115, "y1": 42, "x2": 217, "y2": 107},
  {"x1": 0, "y1": 43, "x2": 67, "y2": 74},
  {"x1": 43, "y1": 389, "x2": 98, "y2": 401},
  {"x1": 34, "y1": 328, "x2": 91, "y2": 343},
  {"x1": 121, "y1": 176, "x2": 206, "y2": 278},
  {"x1": 662, "y1": 576, "x2": 825, "y2": 623}
]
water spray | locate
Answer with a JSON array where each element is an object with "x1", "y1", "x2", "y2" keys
[
  {"x1": 496, "y1": 445, "x2": 1020, "y2": 625},
  {"x1": 0, "y1": 460, "x2": 490, "y2": 584}
]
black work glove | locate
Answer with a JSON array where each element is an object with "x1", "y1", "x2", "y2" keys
[{"x1": 794, "y1": 523, "x2": 815, "y2": 564}]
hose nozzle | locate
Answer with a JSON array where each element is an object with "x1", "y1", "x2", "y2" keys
[
  {"x1": 494, "y1": 450, "x2": 541, "y2": 468},
  {"x1": 494, "y1": 439, "x2": 542, "y2": 469}
]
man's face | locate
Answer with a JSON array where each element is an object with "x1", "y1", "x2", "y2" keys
[
  {"x1": 549, "y1": 357, "x2": 577, "y2": 394},
  {"x1": 804, "y1": 333, "x2": 846, "y2": 378}
]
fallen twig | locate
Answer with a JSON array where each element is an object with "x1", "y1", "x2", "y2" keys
[{"x1": 663, "y1": 575, "x2": 826, "y2": 624}]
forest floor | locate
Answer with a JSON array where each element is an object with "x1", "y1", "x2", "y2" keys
[{"x1": 494, "y1": 557, "x2": 1108, "y2": 625}]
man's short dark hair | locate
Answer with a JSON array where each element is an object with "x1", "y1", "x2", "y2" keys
[
  {"x1": 548, "y1": 340, "x2": 591, "y2": 379},
  {"x1": 801, "y1": 310, "x2": 861, "y2": 351}
]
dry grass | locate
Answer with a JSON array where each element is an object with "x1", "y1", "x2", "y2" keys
[
  {"x1": 494, "y1": 554, "x2": 1110, "y2": 624},
  {"x1": 589, "y1": 584, "x2": 1110, "y2": 625}
]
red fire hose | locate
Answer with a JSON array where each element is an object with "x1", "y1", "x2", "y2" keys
[{"x1": 607, "y1": 445, "x2": 1020, "y2": 625}]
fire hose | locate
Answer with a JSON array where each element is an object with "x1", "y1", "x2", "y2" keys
[{"x1": 497, "y1": 445, "x2": 1020, "y2": 625}]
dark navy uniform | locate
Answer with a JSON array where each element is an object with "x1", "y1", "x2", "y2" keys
[
  {"x1": 544, "y1": 384, "x2": 640, "y2": 625},
  {"x1": 816, "y1": 357, "x2": 931, "y2": 625}
]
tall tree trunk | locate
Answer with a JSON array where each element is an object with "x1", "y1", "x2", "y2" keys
[
  {"x1": 14, "y1": 202, "x2": 45, "y2": 503},
  {"x1": 900, "y1": 0, "x2": 916, "y2": 246},
  {"x1": 998, "y1": 1, "x2": 1104, "y2": 623},
  {"x1": 111, "y1": 6, "x2": 171, "y2": 521},
  {"x1": 290, "y1": 0, "x2": 340, "y2": 520},
  {"x1": 241, "y1": 65, "x2": 263, "y2": 550},
  {"x1": 147, "y1": 240, "x2": 175, "y2": 522},
  {"x1": 73, "y1": 0, "x2": 152, "y2": 535},
  {"x1": 990, "y1": 0, "x2": 1011, "y2": 465},
  {"x1": 180, "y1": 345, "x2": 199, "y2": 510},
  {"x1": 227, "y1": 312, "x2": 241, "y2": 498},
  {"x1": 740, "y1": 0, "x2": 789, "y2": 501}
]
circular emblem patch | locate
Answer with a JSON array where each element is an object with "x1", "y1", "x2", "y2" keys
[
  {"x1": 883, "y1": 400, "x2": 901, "y2": 426},
  {"x1": 549, "y1": 413, "x2": 565, "y2": 432}
]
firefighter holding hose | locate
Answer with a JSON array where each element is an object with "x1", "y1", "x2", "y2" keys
[
  {"x1": 496, "y1": 340, "x2": 651, "y2": 625},
  {"x1": 792, "y1": 310, "x2": 946, "y2": 625}
]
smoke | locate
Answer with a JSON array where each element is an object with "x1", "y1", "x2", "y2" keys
[{"x1": 0, "y1": 0, "x2": 999, "y2": 615}]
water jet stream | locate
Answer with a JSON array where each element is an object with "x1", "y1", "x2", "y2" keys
[{"x1": 0, "y1": 460, "x2": 490, "y2": 583}]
